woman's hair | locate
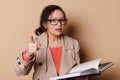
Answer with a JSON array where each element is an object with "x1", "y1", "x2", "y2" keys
[{"x1": 35, "y1": 5, "x2": 67, "y2": 35}]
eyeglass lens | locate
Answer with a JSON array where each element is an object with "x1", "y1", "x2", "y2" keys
[{"x1": 48, "y1": 19, "x2": 68, "y2": 25}]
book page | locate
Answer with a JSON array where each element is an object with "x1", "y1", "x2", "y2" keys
[{"x1": 69, "y1": 58, "x2": 102, "y2": 73}]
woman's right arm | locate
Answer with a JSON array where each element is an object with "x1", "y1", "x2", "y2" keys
[{"x1": 14, "y1": 36, "x2": 40, "y2": 76}]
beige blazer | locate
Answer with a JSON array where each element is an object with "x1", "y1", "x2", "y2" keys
[{"x1": 14, "y1": 32, "x2": 80, "y2": 80}]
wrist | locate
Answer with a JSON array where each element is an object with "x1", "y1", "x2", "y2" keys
[
  {"x1": 26, "y1": 50, "x2": 34, "y2": 58},
  {"x1": 22, "y1": 50, "x2": 34, "y2": 62}
]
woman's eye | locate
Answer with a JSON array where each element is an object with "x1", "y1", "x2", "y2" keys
[{"x1": 51, "y1": 20, "x2": 57, "y2": 22}]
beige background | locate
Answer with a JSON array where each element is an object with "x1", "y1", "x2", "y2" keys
[{"x1": 0, "y1": 0, "x2": 120, "y2": 80}]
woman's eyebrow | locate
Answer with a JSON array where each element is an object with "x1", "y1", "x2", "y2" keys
[{"x1": 49, "y1": 17, "x2": 65, "y2": 20}]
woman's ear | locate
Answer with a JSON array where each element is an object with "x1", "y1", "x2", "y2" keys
[{"x1": 43, "y1": 22, "x2": 47, "y2": 29}]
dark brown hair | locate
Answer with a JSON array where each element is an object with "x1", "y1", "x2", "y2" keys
[{"x1": 35, "y1": 5, "x2": 67, "y2": 35}]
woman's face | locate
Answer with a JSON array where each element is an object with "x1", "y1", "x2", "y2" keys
[{"x1": 44, "y1": 10, "x2": 67, "y2": 37}]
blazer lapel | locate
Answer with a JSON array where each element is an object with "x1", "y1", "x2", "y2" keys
[
  {"x1": 36, "y1": 32, "x2": 48, "y2": 72},
  {"x1": 39, "y1": 32, "x2": 57, "y2": 76},
  {"x1": 47, "y1": 47, "x2": 58, "y2": 76},
  {"x1": 59, "y1": 36, "x2": 76, "y2": 75}
]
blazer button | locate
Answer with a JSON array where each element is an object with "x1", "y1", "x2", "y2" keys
[
  {"x1": 39, "y1": 63, "x2": 42, "y2": 66},
  {"x1": 18, "y1": 61, "x2": 21, "y2": 65}
]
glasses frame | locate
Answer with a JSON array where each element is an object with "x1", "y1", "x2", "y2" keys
[{"x1": 47, "y1": 18, "x2": 68, "y2": 25}]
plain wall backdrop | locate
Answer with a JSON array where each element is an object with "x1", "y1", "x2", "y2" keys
[{"x1": 0, "y1": 0, "x2": 120, "y2": 80}]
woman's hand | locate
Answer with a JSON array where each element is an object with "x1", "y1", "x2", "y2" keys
[{"x1": 26, "y1": 36, "x2": 40, "y2": 57}]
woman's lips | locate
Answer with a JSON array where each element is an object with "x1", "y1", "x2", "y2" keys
[{"x1": 55, "y1": 28, "x2": 62, "y2": 32}]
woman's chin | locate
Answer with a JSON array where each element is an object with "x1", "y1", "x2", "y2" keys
[{"x1": 54, "y1": 32, "x2": 63, "y2": 36}]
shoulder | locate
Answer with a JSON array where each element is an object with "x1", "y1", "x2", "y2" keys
[
  {"x1": 63, "y1": 35, "x2": 79, "y2": 44},
  {"x1": 33, "y1": 32, "x2": 47, "y2": 41},
  {"x1": 63, "y1": 35, "x2": 80, "y2": 49}
]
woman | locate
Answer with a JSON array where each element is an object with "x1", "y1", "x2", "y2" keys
[{"x1": 15, "y1": 5, "x2": 88, "y2": 80}]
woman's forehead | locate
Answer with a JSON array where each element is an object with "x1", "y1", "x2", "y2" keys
[{"x1": 48, "y1": 10, "x2": 64, "y2": 19}]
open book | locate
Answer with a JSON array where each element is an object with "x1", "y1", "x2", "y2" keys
[{"x1": 50, "y1": 58, "x2": 114, "y2": 80}]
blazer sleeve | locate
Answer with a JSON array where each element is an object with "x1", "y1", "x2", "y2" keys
[
  {"x1": 14, "y1": 36, "x2": 38, "y2": 76},
  {"x1": 73, "y1": 39, "x2": 80, "y2": 65},
  {"x1": 14, "y1": 52, "x2": 35, "y2": 76}
]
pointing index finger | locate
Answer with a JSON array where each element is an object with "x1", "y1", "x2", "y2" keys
[{"x1": 30, "y1": 36, "x2": 34, "y2": 43}]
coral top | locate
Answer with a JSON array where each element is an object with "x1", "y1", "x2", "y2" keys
[{"x1": 50, "y1": 46, "x2": 62, "y2": 75}]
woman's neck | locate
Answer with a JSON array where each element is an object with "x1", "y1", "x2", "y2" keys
[{"x1": 48, "y1": 33, "x2": 62, "y2": 47}]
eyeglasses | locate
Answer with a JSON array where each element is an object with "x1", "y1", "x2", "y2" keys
[{"x1": 47, "y1": 18, "x2": 68, "y2": 25}]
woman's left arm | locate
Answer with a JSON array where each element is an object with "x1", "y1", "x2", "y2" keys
[{"x1": 73, "y1": 39, "x2": 80, "y2": 64}]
